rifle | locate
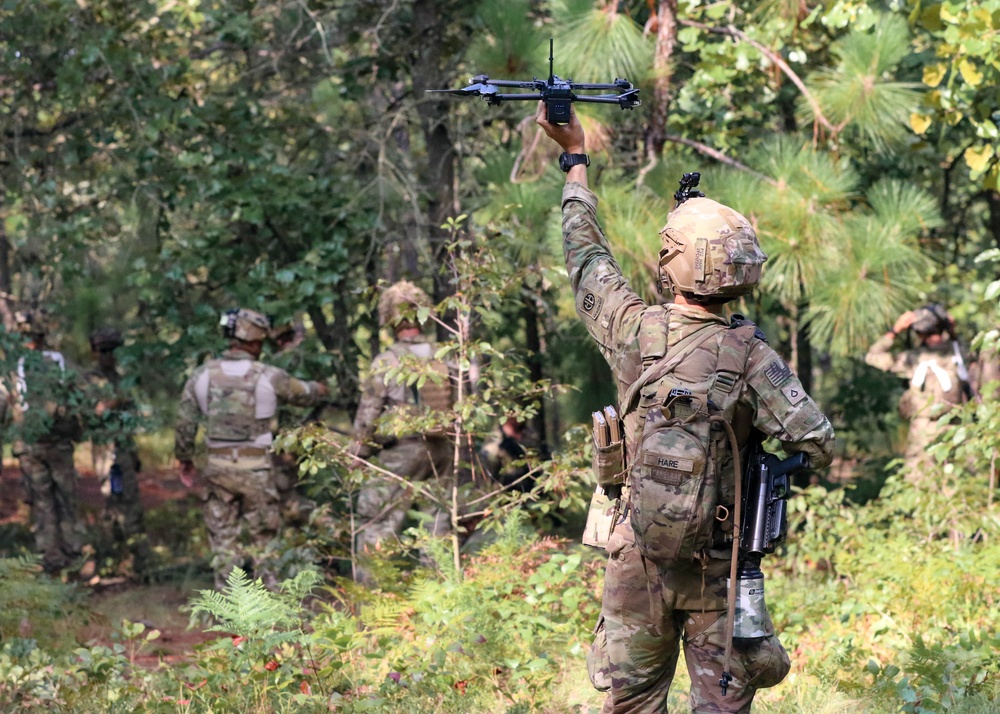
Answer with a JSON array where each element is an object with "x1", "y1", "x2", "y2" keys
[
  {"x1": 740, "y1": 442, "x2": 808, "y2": 557},
  {"x1": 721, "y1": 440, "x2": 809, "y2": 696}
]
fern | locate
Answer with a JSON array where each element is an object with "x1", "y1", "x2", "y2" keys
[{"x1": 190, "y1": 567, "x2": 321, "y2": 641}]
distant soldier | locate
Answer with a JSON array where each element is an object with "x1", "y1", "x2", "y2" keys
[
  {"x1": 174, "y1": 308, "x2": 328, "y2": 588},
  {"x1": 479, "y1": 415, "x2": 546, "y2": 493},
  {"x1": 865, "y1": 304, "x2": 972, "y2": 477},
  {"x1": 86, "y1": 327, "x2": 150, "y2": 577},
  {"x1": 9, "y1": 309, "x2": 89, "y2": 576},
  {"x1": 348, "y1": 281, "x2": 454, "y2": 580}
]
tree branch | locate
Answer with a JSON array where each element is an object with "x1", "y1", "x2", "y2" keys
[
  {"x1": 663, "y1": 134, "x2": 777, "y2": 184},
  {"x1": 679, "y1": 19, "x2": 837, "y2": 135}
]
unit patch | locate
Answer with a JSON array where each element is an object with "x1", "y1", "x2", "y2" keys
[
  {"x1": 580, "y1": 292, "x2": 604, "y2": 320},
  {"x1": 781, "y1": 383, "x2": 807, "y2": 406},
  {"x1": 764, "y1": 359, "x2": 793, "y2": 387}
]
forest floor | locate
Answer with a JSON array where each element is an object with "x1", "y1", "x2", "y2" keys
[{"x1": 0, "y1": 457, "x2": 216, "y2": 667}]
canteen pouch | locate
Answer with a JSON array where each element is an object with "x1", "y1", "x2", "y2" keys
[
  {"x1": 582, "y1": 487, "x2": 617, "y2": 549},
  {"x1": 629, "y1": 391, "x2": 719, "y2": 564}
]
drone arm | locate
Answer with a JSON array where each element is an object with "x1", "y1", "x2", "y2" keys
[
  {"x1": 569, "y1": 82, "x2": 632, "y2": 91},
  {"x1": 483, "y1": 79, "x2": 543, "y2": 89}
]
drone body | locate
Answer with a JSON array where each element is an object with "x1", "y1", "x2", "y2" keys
[{"x1": 428, "y1": 41, "x2": 641, "y2": 125}]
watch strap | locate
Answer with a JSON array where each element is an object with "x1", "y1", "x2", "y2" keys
[{"x1": 560, "y1": 152, "x2": 590, "y2": 172}]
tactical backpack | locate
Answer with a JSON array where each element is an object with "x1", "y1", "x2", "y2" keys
[
  {"x1": 622, "y1": 313, "x2": 759, "y2": 566},
  {"x1": 205, "y1": 360, "x2": 269, "y2": 441}
]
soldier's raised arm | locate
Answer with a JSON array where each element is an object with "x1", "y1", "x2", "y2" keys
[{"x1": 534, "y1": 102, "x2": 646, "y2": 378}]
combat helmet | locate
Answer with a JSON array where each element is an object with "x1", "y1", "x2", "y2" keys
[
  {"x1": 658, "y1": 197, "x2": 767, "y2": 301},
  {"x1": 911, "y1": 303, "x2": 951, "y2": 337},
  {"x1": 89, "y1": 326, "x2": 124, "y2": 351},
  {"x1": 220, "y1": 308, "x2": 271, "y2": 343},
  {"x1": 378, "y1": 281, "x2": 432, "y2": 330}
]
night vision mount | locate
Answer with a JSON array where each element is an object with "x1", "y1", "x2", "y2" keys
[
  {"x1": 674, "y1": 172, "x2": 706, "y2": 206},
  {"x1": 427, "y1": 40, "x2": 641, "y2": 125}
]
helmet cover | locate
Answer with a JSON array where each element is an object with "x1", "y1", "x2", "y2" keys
[
  {"x1": 658, "y1": 197, "x2": 767, "y2": 299},
  {"x1": 221, "y1": 308, "x2": 271, "y2": 342},
  {"x1": 378, "y1": 281, "x2": 433, "y2": 329}
]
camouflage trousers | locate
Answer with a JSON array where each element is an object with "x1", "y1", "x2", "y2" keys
[
  {"x1": 202, "y1": 450, "x2": 282, "y2": 589},
  {"x1": 19, "y1": 441, "x2": 84, "y2": 573},
  {"x1": 94, "y1": 443, "x2": 150, "y2": 574},
  {"x1": 355, "y1": 436, "x2": 454, "y2": 575},
  {"x1": 587, "y1": 520, "x2": 790, "y2": 713},
  {"x1": 902, "y1": 416, "x2": 945, "y2": 482}
]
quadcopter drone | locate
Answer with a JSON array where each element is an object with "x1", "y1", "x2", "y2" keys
[{"x1": 428, "y1": 40, "x2": 642, "y2": 125}]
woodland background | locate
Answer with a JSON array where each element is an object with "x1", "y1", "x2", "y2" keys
[{"x1": 0, "y1": 0, "x2": 999, "y2": 712}]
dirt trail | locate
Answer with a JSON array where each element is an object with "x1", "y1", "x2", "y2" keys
[{"x1": 1, "y1": 458, "x2": 217, "y2": 664}]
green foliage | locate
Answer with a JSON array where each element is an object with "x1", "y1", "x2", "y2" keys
[
  {"x1": 0, "y1": 556, "x2": 83, "y2": 649},
  {"x1": 772, "y1": 470, "x2": 1000, "y2": 712},
  {"x1": 307, "y1": 513, "x2": 603, "y2": 713}
]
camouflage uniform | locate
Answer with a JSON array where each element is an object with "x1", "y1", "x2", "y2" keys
[
  {"x1": 12, "y1": 346, "x2": 86, "y2": 574},
  {"x1": 351, "y1": 333, "x2": 454, "y2": 561},
  {"x1": 562, "y1": 183, "x2": 836, "y2": 713},
  {"x1": 175, "y1": 345, "x2": 326, "y2": 588},
  {"x1": 865, "y1": 333, "x2": 967, "y2": 477},
  {"x1": 86, "y1": 328, "x2": 150, "y2": 575}
]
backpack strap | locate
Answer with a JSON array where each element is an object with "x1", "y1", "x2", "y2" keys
[
  {"x1": 622, "y1": 324, "x2": 724, "y2": 417},
  {"x1": 709, "y1": 321, "x2": 762, "y2": 412}
]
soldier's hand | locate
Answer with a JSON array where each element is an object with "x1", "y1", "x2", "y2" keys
[
  {"x1": 893, "y1": 311, "x2": 915, "y2": 335},
  {"x1": 314, "y1": 381, "x2": 330, "y2": 398},
  {"x1": 179, "y1": 460, "x2": 197, "y2": 488},
  {"x1": 535, "y1": 100, "x2": 585, "y2": 153}
]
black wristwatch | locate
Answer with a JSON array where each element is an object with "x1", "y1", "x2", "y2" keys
[{"x1": 559, "y1": 152, "x2": 590, "y2": 172}]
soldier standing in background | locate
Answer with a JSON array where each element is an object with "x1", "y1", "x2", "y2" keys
[
  {"x1": 865, "y1": 304, "x2": 971, "y2": 479},
  {"x1": 87, "y1": 327, "x2": 151, "y2": 578},
  {"x1": 348, "y1": 281, "x2": 454, "y2": 583},
  {"x1": 537, "y1": 105, "x2": 835, "y2": 713},
  {"x1": 9, "y1": 310, "x2": 90, "y2": 577},
  {"x1": 174, "y1": 308, "x2": 328, "y2": 588},
  {"x1": 479, "y1": 415, "x2": 543, "y2": 493}
]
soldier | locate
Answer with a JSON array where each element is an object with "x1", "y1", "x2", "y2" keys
[
  {"x1": 174, "y1": 308, "x2": 328, "y2": 588},
  {"x1": 865, "y1": 304, "x2": 971, "y2": 478},
  {"x1": 478, "y1": 415, "x2": 546, "y2": 493},
  {"x1": 9, "y1": 309, "x2": 89, "y2": 576},
  {"x1": 536, "y1": 105, "x2": 835, "y2": 713},
  {"x1": 348, "y1": 281, "x2": 454, "y2": 581},
  {"x1": 86, "y1": 327, "x2": 151, "y2": 578}
]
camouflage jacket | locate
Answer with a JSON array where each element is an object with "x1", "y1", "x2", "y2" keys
[
  {"x1": 7, "y1": 348, "x2": 85, "y2": 448},
  {"x1": 85, "y1": 364, "x2": 140, "y2": 450},
  {"x1": 351, "y1": 333, "x2": 451, "y2": 450},
  {"x1": 865, "y1": 334, "x2": 969, "y2": 419},
  {"x1": 562, "y1": 182, "x2": 835, "y2": 470},
  {"x1": 174, "y1": 348, "x2": 325, "y2": 461}
]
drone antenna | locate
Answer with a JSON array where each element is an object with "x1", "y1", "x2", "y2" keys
[{"x1": 549, "y1": 38, "x2": 554, "y2": 83}]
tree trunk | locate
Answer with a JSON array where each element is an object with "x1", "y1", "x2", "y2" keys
[
  {"x1": 521, "y1": 286, "x2": 548, "y2": 448},
  {"x1": 796, "y1": 310, "x2": 813, "y2": 395},
  {"x1": 409, "y1": 0, "x2": 464, "y2": 338},
  {"x1": 644, "y1": 0, "x2": 679, "y2": 162},
  {"x1": 987, "y1": 189, "x2": 1000, "y2": 252}
]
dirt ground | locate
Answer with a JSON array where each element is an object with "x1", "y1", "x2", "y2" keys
[{"x1": 1, "y1": 457, "x2": 216, "y2": 663}]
